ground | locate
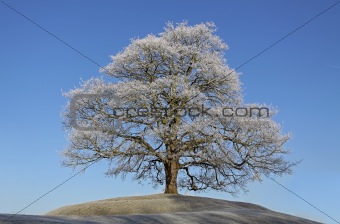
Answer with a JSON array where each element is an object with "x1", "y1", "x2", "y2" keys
[{"x1": 0, "y1": 194, "x2": 321, "y2": 224}]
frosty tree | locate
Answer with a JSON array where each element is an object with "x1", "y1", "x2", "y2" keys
[{"x1": 62, "y1": 22, "x2": 297, "y2": 194}]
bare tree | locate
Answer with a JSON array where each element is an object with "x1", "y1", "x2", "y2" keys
[{"x1": 62, "y1": 22, "x2": 297, "y2": 194}]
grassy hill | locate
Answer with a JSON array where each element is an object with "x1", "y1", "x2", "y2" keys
[{"x1": 42, "y1": 194, "x2": 321, "y2": 223}]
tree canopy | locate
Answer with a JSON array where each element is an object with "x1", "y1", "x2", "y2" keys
[{"x1": 62, "y1": 22, "x2": 297, "y2": 194}]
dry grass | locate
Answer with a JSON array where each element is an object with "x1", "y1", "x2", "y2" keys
[{"x1": 46, "y1": 194, "x2": 267, "y2": 216}]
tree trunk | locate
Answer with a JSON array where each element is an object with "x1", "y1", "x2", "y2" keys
[{"x1": 164, "y1": 160, "x2": 179, "y2": 194}]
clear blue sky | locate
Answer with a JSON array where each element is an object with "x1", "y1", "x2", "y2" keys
[{"x1": 0, "y1": 0, "x2": 339, "y2": 223}]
